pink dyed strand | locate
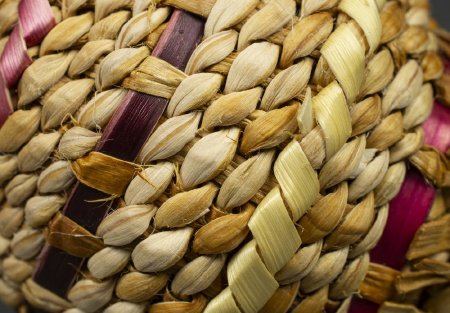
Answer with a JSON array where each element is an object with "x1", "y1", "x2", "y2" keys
[
  {"x1": 19, "y1": 0, "x2": 56, "y2": 47},
  {"x1": 0, "y1": 0, "x2": 55, "y2": 127},
  {"x1": 0, "y1": 26, "x2": 32, "y2": 88}
]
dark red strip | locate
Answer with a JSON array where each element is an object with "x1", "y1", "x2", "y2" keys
[{"x1": 33, "y1": 10, "x2": 204, "y2": 297}]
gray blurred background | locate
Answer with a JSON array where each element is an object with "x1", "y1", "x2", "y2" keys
[{"x1": 0, "y1": 1, "x2": 448, "y2": 313}]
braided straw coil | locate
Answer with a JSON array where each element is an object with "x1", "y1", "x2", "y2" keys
[{"x1": 0, "y1": 0, "x2": 444, "y2": 312}]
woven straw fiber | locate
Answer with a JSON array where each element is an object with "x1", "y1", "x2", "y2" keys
[{"x1": 0, "y1": 0, "x2": 445, "y2": 312}]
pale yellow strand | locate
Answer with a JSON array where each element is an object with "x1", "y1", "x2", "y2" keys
[
  {"x1": 227, "y1": 241, "x2": 279, "y2": 313},
  {"x1": 274, "y1": 140, "x2": 319, "y2": 221},
  {"x1": 248, "y1": 187, "x2": 301, "y2": 273},
  {"x1": 321, "y1": 23, "x2": 365, "y2": 103}
]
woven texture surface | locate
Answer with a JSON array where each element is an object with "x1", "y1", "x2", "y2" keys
[{"x1": 0, "y1": 0, "x2": 447, "y2": 312}]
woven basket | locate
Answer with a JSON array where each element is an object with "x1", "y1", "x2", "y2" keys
[{"x1": 0, "y1": 0, "x2": 448, "y2": 312}]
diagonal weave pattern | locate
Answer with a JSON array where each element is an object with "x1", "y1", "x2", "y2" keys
[{"x1": 0, "y1": 0, "x2": 444, "y2": 312}]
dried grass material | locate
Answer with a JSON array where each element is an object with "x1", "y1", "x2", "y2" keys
[
  {"x1": 45, "y1": 212, "x2": 104, "y2": 258},
  {"x1": 24, "y1": 195, "x2": 65, "y2": 228},
  {"x1": 185, "y1": 30, "x2": 238, "y2": 75},
  {"x1": 259, "y1": 281, "x2": 300, "y2": 313},
  {"x1": 321, "y1": 23, "x2": 365, "y2": 103},
  {"x1": 22, "y1": 279, "x2": 73, "y2": 312},
  {"x1": 167, "y1": 73, "x2": 223, "y2": 116},
  {"x1": 217, "y1": 150, "x2": 274, "y2": 211},
  {"x1": 329, "y1": 253, "x2": 370, "y2": 299},
  {"x1": 367, "y1": 112, "x2": 404, "y2": 150},
  {"x1": 291, "y1": 285, "x2": 328, "y2": 313},
  {"x1": 275, "y1": 140, "x2": 319, "y2": 221},
  {"x1": 116, "y1": 7, "x2": 170, "y2": 49},
  {"x1": 399, "y1": 26, "x2": 429, "y2": 55},
  {"x1": 88, "y1": 10, "x2": 131, "y2": 41},
  {"x1": 172, "y1": 254, "x2": 226, "y2": 296},
  {"x1": 339, "y1": 0, "x2": 381, "y2": 54},
  {"x1": 202, "y1": 87, "x2": 262, "y2": 131},
  {"x1": 281, "y1": 13, "x2": 333, "y2": 68},
  {"x1": 249, "y1": 187, "x2": 301, "y2": 273},
  {"x1": 41, "y1": 79, "x2": 94, "y2": 130},
  {"x1": 0, "y1": 236, "x2": 9, "y2": 256},
  {"x1": 104, "y1": 302, "x2": 145, "y2": 313},
  {"x1": 180, "y1": 128, "x2": 239, "y2": 190},
  {"x1": 67, "y1": 278, "x2": 114, "y2": 313},
  {"x1": 87, "y1": 247, "x2": 130, "y2": 280},
  {"x1": 2, "y1": 255, "x2": 33, "y2": 284},
  {"x1": 18, "y1": 52, "x2": 76, "y2": 107},
  {"x1": 204, "y1": 0, "x2": 259, "y2": 37},
  {"x1": 224, "y1": 42, "x2": 279, "y2": 94},
  {"x1": 17, "y1": 132, "x2": 61, "y2": 172},
  {"x1": 5, "y1": 174, "x2": 37, "y2": 206},
  {"x1": 125, "y1": 162, "x2": 174, "y2": 205},
  {"x1": 96, "y1": 205, "x2": 156, "y2": 246},
  {"x1": 0, "y1": 0, "x2": 18, "y2": 36},
  {"x1": 37, "y1": 161, "x2": 75, "y2": 194},
  {"x1": 96, "y1": 46, "x2": 149, "y2": 90},
  {"x1": 78, "y1": 88, "x2": 127, "y2": 130},
  {"x1": 138, "y1": 113, "x2": 200, "y2": 163},
  {"x1": 380, "y1": 1, "x2": 405, "y2": 44},
  {"x1": 237, "y1": 0, "x2": 296, "y2": 51},
  {"x1": 68, "y1": 39, "x2": 115, "y2": 77},
  {"x1": 71, "y1": 152, "x2": 139, "y2": 195},
  {"x1": 360, "y1": 50, "x2": 394, "y2": 97},
  {"x1": 297, "y1": 87, "x2": 314, "y2": 136},
  {"x1": 0, "y1": 155, "x2": 18, "y2": 185},
  {"x1": 349, "y1": 205, "x2": 389, "y2": 258},
  {"x1": 325, "y1": 192, "x2": 375, "y2": 249},
  {"x1": 58, "y1": 127, "x2": 100, "y2": 160},
  {"x1": 375, "y1": 162, "x2": 406, "y2": 206},
  {"x1": 227, "y1": 240, "x2": 279, "y2": 313},
  {"x1": 193, "y1": 204, "x2": 254, "y2": 254},
  {"x1": 379, "y1": 302, "x2": 424, "y2": 313},
  {"x1": 298, "y1": 183, "x2": 348, "y2": 244},
  {"x1": 382, "y1": 60, "x2": 423, "y2": 116},
  {"x1": 275, "y1": 240, "x2": 322, "y2": 285},
  {"x1": 300, "y1": 0, "x2": 339, "y2": 17},
  {"x1": 164, "y1": 0, "x2": 216, "y2": 17},
  {"x1": 0, "y1": 207, "x2": 23, "y2": 238},
  {"x1": 313, "y1": 81, "x2": 352, "y2": 159},
  {"x1": 421, "y1": 51, "x2": 444, "y2": 81},
  {"x1": 148, "y1": 294, "x2": 208, "y2": 313},
  {"x1": 40, "y1": 12, "x2": 94, "y2": 56},
  {"x1": 131, "y1": 227, "x2": 193, "y2": 272},
  {"x1": 116, "y1": 272, "x2": 168, "y2": 302},
  {"x1": 351, "y1": 96, "x2": 382, "y2": 137},
  {"x1": 407, "y1": 214, "x2": 450, "y2": 260},
  {"x1": 0, "y1": 107, "x2": 41, "y2": 153},
  {"x1": 390, "y1": 127, "x2": 424, "y2": 163},
  {"x1": 403, "y1": 83, "x2": 433, "y2": 129},
  {"x1": 240, "y1": 103, "x2": 298, "y2": 155},
  {"x1": 0, "y1": 279, "x2": 21, "y2": 308},
  {"x1": 155, "y1": 183, "x2": 217, "y2": 228},
  {"x1": 95, "y1": 0, "x2": 133, "y2": 22},
  {"x1": 10, "y1": 228, "x2": 44, "y2": 260},
  {"x1": 359, "y1": 263, "x2": 400, "y2": 304},
  {"x1": 300, "y1": 247, "x2": 349, "y2": 293},
  {"x1": 348, "y1": 150, "x2": 389, "y2": 202},
  {"x1": 261, "y1": 59, "x2": 313, "y2": 111}
]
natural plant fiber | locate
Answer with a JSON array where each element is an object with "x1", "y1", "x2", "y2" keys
[{"x1": 0, "y1": 0, "x2": 448, "y2": 313}]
